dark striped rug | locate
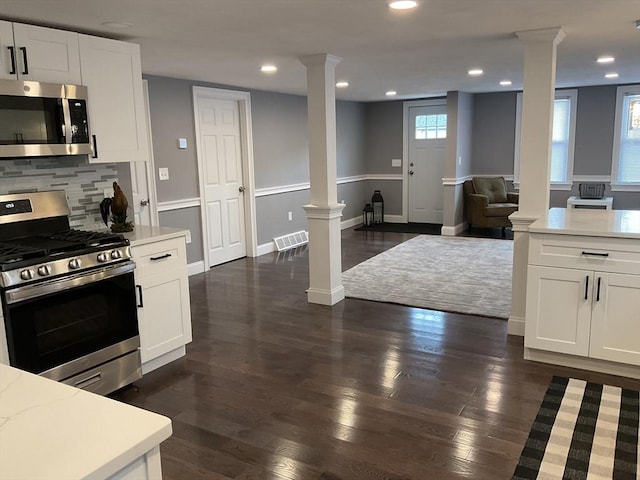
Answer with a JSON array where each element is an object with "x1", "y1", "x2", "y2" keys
[{"x1": 513, "y1": 376, "x2": 639, "y2": 480}]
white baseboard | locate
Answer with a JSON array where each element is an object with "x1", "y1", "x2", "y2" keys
[
  {"x1": 384, "y1": 215, "x2": 403, "y2": 223},
  {"x1": 441, "y1": 222, "x2": 467, "y2": 236},
  {"x1": 508, "y1": 316, "x2": 525, "y2": 336},
  {"x1": 257, "y1": 241, "x2": 275, "y2": 256},
  {"x1": 187, "y1": 261, "x2": 205, "y2": 276},
  {"x1": 341, "y1": 216, "x2": 361, "y2": 230}
]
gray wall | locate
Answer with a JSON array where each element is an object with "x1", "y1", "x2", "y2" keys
[
  {"x1": 144, "y1": 75, "x2": 370, "y2": 255},
  {"x1": 471, "y1": 92, "x2": 518, "y2": 175},
  {"x1": 471, "y1": 84, "x2": 639, "y2": 208},
  {"x1": 364, "y1": 101, "x2": 404, "y2": 173},
  {"x1": 158, "y1": 207, "x2": 203, "y2": 264}
]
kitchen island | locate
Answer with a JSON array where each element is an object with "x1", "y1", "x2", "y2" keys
[
  {"x1": 0, "y1": 364, "x2": 171, "y2": 480},
  {"x1": 524, "y1": 208, "x2": 640, "y2": 379}
]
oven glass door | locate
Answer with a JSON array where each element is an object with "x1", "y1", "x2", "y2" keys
[{"x1": 3, "y1": 268, "x2": 138, "y2": 375}]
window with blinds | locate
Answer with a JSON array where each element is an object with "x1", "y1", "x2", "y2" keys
[{"x1": 612, "y1": 88, "x2": 640, "y2": 184}]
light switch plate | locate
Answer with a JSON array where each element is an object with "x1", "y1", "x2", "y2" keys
[
  {"x1": 158, "y1": 167, "x2": 169, "y2": 181},
  {"x1": 392, "y1": 158, "x2": 402, "y2": 167},
  {"x1": 178, "y1": 138, "x2": 187, "y2": 149},
  {"x1": 185, "y1": 230, "x2": 192, "y2": 244}
]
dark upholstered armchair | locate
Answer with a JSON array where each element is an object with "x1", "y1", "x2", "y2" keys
[{"x1": 463, "y1": 177, "x2": 519, "y2": 231}]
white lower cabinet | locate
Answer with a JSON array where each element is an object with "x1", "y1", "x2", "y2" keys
[
  {"x1": 129, "y1": 230, "x2": 192, "y2": 374},
  {"x1": 525, "y1": 231, "x2": 640, "y2": 370}
]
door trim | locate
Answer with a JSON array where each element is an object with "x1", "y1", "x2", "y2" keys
[
  {"x1": 192, "y1": 87, "x2": 257, "y2": 268},
  {"x1": 402, "y1": 98, "x2": 447, "y2": 223}
]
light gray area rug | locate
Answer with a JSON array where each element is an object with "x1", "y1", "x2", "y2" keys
[{"x1": 342, "y1": 235, "x2": 513, "y2": 319}]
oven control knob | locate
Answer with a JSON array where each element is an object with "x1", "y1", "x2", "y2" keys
[
  {"x1": 97, "y1": 252, "x2": 108, "y2": 263},
  {"x1": 37, "y1": 265, "x2": 52, "y2": 277},
  {"x1": 20, "y1": 269, "x2": 34, "y2": 281},
  {"x1": 110, "y1": 249, "x2": 123, "y2": 260},
  {"x1": 68, "y1": 258, "x2": 82, "y2": 270}
]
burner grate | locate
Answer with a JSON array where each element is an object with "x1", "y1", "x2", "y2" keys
[
  {"x1": 0, "y1": 242, "x2": 47, "y2": 264},
  {"x1": 46, "y1": 229, "x2": 126, "y2": 248}
]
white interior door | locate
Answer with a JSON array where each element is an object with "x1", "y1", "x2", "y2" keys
[
  {"x1": 408, "y1": 104, "x2": 446, "y2": 223},
  {"x1": 194, "y1": 90, "x2": 246, "y2": 267},
  {"x1": 129, "y1": 80, "x2": 157, "y2": 226}
]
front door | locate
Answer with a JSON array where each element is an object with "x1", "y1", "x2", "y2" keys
[
  {"x1": 408, "y1": 104, "x2": 446, "y2": 223},
  {"x1": 193, "y1": 89, "x2": 246, "y2": 267}
]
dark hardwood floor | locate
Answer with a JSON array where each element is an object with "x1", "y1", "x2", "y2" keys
[{"x1": 114, "y1": 228, "x2": 639, "y2": 480}]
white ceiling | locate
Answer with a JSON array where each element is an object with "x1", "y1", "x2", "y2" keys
[{"x1": 2, "y1": 0, "x2": 639, "y2": 101}]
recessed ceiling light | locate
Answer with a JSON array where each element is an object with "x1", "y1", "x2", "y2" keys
[
  {"x1": 604, "y1": 72, "x2": 619, "y2": 79},
  {"x1": 388, "y1": 1, "x2": 418, "y2": 10},
  {"x1": 499, "y1": 80, "x2": 512, "y2": 86},
  {"x1": 386, "y1": 90, "x2": 397, "y2": 96},
  {"x1": 597, "y1": 56, "x2": 615, "y2": 64},
  {"x1": 260, "y1": 65, "x2": 278, "y2": 73},
  {"x1": 336, "y1": 81, "x2": 349, "y2": 88},
  {"x1": 468, "y1": 69, "x2": 484, "y2": 76},
  {"x1": 100, "y1": 21, "x2": 133, "y2": 29}
]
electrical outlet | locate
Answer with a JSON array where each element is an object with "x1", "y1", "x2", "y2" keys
[
  {"x1": 288, "y1": 211, "x2": 292, "y2": 221},
  {"x1": 158, "y1": 168, "x2": 169, "y2": 181},
  {"x1": 185, "y1": 230, "x2": 192, "y2": 244}
]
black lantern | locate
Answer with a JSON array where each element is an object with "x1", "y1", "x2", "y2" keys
[
  {"x1": 371, "y1": 190, "x2": 384, "y2": 224},
  {"x1": 362, "y1": 203, "x2": 374, "y2": 227}
]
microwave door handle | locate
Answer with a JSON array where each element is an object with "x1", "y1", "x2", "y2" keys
[
  {"x1": 62, "y1": 99, "x2": 73, "y2": 144},
  {"x1": 7, "y1": 46, "x2": 16, "y2": 75}
]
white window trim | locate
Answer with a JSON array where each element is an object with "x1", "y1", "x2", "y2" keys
[
  {"x1": 610, "y1": 84, "x2": 640, "y2": 192},
  {"x1": 513, "y1": 89, "x2": 578, "y2": 191}
]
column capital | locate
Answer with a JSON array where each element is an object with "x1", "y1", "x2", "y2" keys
[
  {"x1": 516, "y1": 27, "x2": 566, "y2": 45},
  {"x1": 299, "y1": 53, "x2": 342, "y2": 68}
]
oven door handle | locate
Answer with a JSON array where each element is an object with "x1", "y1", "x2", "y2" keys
[{"x1": 4, "y1": 262, "x2": 136, "y2": 305}]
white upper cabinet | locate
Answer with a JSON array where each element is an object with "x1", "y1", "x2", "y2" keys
[
  {"x1": 0, "y1": 21, "x2": 81, "y2": 83},
  {"x1": 79, "y1": 34, "x2": 149, "y2": 163}
]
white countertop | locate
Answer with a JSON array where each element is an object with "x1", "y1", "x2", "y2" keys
[
  {"x1": 123, "y1": 225, "x2": 188, "y2": 247},
  {"x1": 0, "y1": 365, "x2": 172, "y2": 480},
  {"x1": 529, "y1": 208, "x2": 640, "y2": 239}
]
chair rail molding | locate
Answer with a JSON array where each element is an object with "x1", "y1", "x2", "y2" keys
[
  {"x1": 254, "y1": 174, "x2": 403, "y2": 198},
  {"x1": 157, "y1": 197, "x2": 202, "y2": 212}
]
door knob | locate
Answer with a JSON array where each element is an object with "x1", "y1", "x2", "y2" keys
[
  {"x1": 239, "y1": 186, "x2": 246, "y2": 193},
  {"x1": 409, "y1": 170, "x2": 414, "y2": 175},
  {"x1": 140, "y1": 199, "x2": 150, "y2": 206}
]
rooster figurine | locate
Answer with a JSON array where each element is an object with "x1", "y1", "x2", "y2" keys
[{"x1": 99, "y1": 181, "x2": 134, "y2": 232}]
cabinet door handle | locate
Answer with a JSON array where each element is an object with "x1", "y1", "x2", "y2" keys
[
  {"x1": 581, "y1": 251, "x2": 609, "y2": 257},
  {"x1": 596, "y1": 277, "x2": 601, "y2": 302},
  {"x1": 7, "y1": 46, "x2": 16, "y2": 75},
  {"x1": 584, "y1": 276, "x2": 589, "y2": 300},
  {"x1": 91, "y1": 134, "x2": 98, "y2": 158},
  {"x1": 150, "y1": 253, "x2": 172, "y2": 261},
  {"x1": 136, "y1": 284, "x2": 144, "y2": 308},
  {"x1": 19, "y1": 47, "x2": 28, "y2": 75}
]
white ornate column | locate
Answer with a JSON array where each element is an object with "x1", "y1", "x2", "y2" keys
[
  {"x1": 508, "y1": 27, "x2": 565, "y2": 335},
  {"x1": 300, "y1": 53, "x2": 345, "y2": 305}
]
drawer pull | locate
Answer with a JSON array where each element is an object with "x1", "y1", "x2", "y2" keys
[
  {"x1": 150, "y1": 253, "x2": 172, "y2": 261},
  {"x1": 581, "y1": 251, "x2": 609, "y2": 257},
  {"x1": 596, "y1": 277, "x2": 601, "y2": 302},
  {"x1": 584, "y1": 276, "x2": 589, "y2": 300}
]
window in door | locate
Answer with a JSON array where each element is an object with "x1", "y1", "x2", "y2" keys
[
  {"x1": 513, "y1": 89, "x2": 577, "y2": 189},
  {"x1": 611, "y1": 85, "x2": 640, "y2": 189},
  {"x1": 415, "y1": 114, "x2": 447, "y2": 139}
]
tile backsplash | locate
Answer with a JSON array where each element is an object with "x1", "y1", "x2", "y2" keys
[{"x1": 0, "y1": 157, "x2": 118, "y2": 230}]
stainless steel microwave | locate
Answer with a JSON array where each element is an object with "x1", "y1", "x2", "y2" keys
[{"x1": 0, "y1": 80, "x2": 92, "y2": 158}]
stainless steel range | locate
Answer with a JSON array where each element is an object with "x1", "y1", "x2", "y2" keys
[{"x1": 0, "y1": 190, "x2": 142, "y2": 395}]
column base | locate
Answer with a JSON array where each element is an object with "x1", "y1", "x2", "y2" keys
[{"x1": 307, "y1": 285, "x2": 345, "y2": 306}]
